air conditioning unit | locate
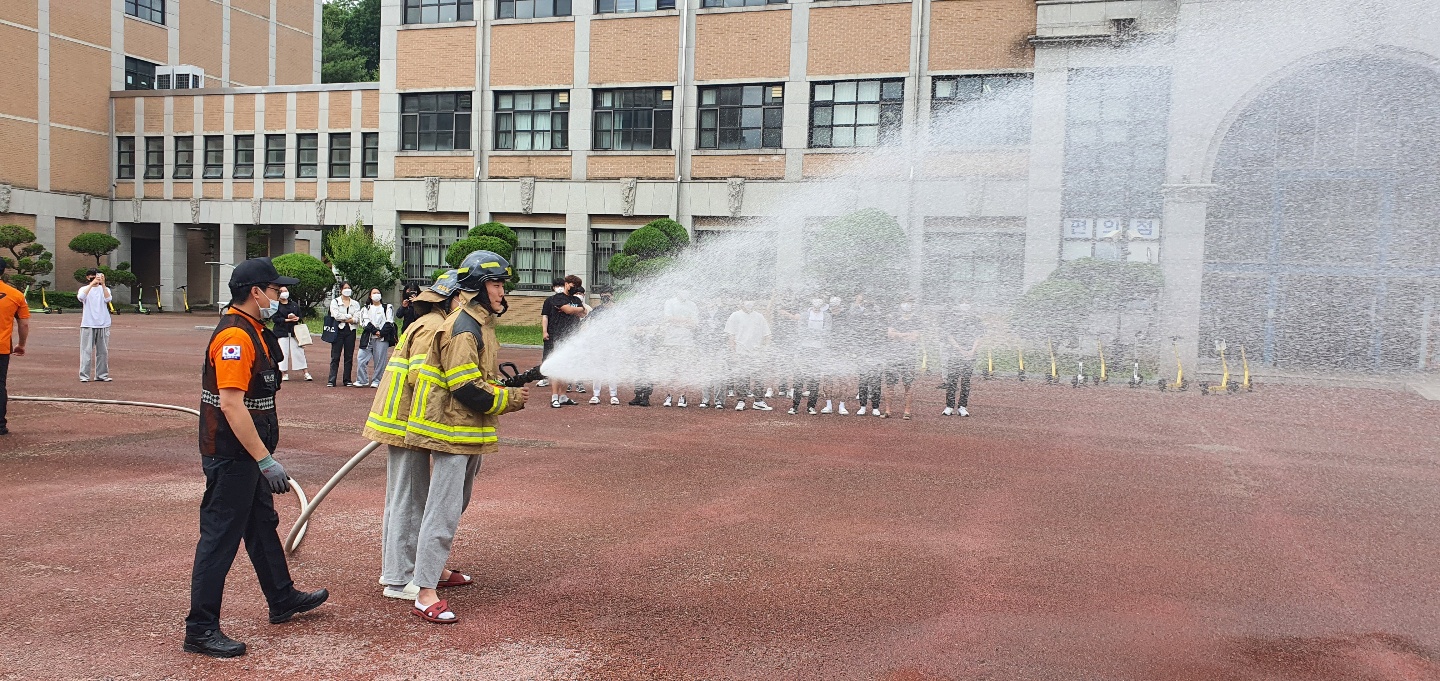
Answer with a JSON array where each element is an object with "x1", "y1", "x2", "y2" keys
[{"x1": 155, "y1": 65, "x2": 206, "y2": 90}]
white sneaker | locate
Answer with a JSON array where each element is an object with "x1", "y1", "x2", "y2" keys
[
  {"x1": 807, "y1": 407, "x2": 818, "y2": 415},
  {"x1": 786, "y1": 389, "x2": 795, "y2": 399},
  {"x1": 677, "y1": 396, "x2": 687, "y2": 408},
  {"x1": 856, "y1": 407, "x2": 867, "y2": 417},
  {"x1": 764, "y1": 389, "x2": 773, "y2": 398},
  {"x1": 787, "y1": 407, "x2": 797, "y2": 415},
  {"x1": 699, "y1": 402, "x2": 709, "y2": 409},
  {"x1": 872, "y1": 408, "x2": 881, "y2": 417},
  {"x1": 727, "y1": 390, "x2": 735, "y2": 397},
  {"x1": 382, "y1": 582, "x2": 420, "y2": 600},
  {"x1": 304, "y1": 372, "x2": 313, "y2": 381},
  {"x1": 714, "y1": 401, "x2": 723, "y2": 409},
  {"x1": 282, "y1": 373, "x2": 290, "y2": 381},
  {"x1": 610, "y1": 396, "x2": 621, "y2": 405},
  {"x1": 752, "y1": 400, "x2": 773, "y2": 411},
  {"x1": 942, "y1": 407, "x2": 954, "y2": 416},
  {"x1": 821, "y1": 405, "x2": 833, "y2": 414},
  {"x1": 589, "y1": 395, "x2": 601, "y2": 405},
  {"x1": 958, "y1": 406, "x2": 970, "y2": 417},
  {"x1": 577, "y1": 383, "x2": 587, "y2": 393},
  {"x1": 735, "y1": 400, "x2": 746, "y2": 411},
  {"x1": 838, "y1": 403, "x2": 849, "y2": 415},
  {"x1": 371, "y1": 381, "x2": 380, "y2": 388},
  {"x1": 537, "y1": 379, "x2": 550, "y2": 387},
  {"x1": 803, "y1": 390, "x2": 811, "y2": 397},
  {"x1": 551, "y1": 395, "x2": 562, "y2": 408},
  {"x1": 663, "y1": 395, "x2": 673, "y2": 407}
]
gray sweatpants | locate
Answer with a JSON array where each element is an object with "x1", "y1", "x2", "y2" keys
[
  {"x1": 379, "y1": 445, "x2": 482, "y2": 589},
  {"x1": 79, "y1": 327, "x2": 110, "y2": 380}
]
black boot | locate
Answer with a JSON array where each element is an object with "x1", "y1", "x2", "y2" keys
[
  {"x1": 183, "y1": 629, "x2": 246, "y2": 658},
  {"x1": 269, "y1": 588, "x2": 329, "y2": 624}
]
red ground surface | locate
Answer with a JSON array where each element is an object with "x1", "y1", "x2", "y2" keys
[{"x1": 2, "y1": 313, "x2": 1438, "y2": 680}]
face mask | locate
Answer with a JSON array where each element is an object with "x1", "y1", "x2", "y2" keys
[
  {"x1": 901, "y1": 303, "x2": 913, "y2": 313},
  {"x1": 258, "y1": 289, "x2": 279, "y2": 320},
  {"x1": 812, "y1": 299, "x2": 823, "y2": 308},
  {"x1": 371, "y1": 293, "x2": 382, "y2": 303},
  {"x1": 279, "y1": 291, "x2": 289, "y2": 300},
  {"x1": 341, "y1": 288, "x2": 353, "y2": 298},
  {"x1": 554, "y1": 286, "x2": 565, "y2": 294}
]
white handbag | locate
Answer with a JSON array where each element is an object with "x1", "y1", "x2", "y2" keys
[{"x1": 293, "y1": 324, "x2": 314, "y2": 347}]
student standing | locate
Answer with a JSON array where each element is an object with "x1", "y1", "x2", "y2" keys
[
  {"x1": 942, "y1": 299, "x2": 983, "y2": 417},
  {"x1": 884, "y1": 301, "x2": 923, "y2": 420},
  {"x1": 0, "y1": 260, "x2": 30, "y2": 435},
  {"x1": 541, "y1": 276, "x2": 587, "y2": 407},
  {"x1": 851, "y1": 293, "x2": 884, "y2": 417},
  {"x1": 725, "y1": 299, "x2": 772, "y2": 411},
  {"x1": 327, "y1": 283, "x2": 361, "y2": 387},
  {"x1": 271, "y1": 286, "x2": 312, "y2": 382},
  {"x1": 355, "y1": 288, "x2": 395, "y2": 388},
  {"x1": 661, "y1": 289, "x2": 700, "y2": 408},
  {"x1": 77, "y1": 268, "x2": 113, "y2": 382},
  {"x1": 789, "y1": 297, "x2": 830, "y2": 415}
]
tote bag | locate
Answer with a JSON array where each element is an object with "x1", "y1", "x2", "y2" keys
[
  {"x1": 293, "y1": 324, "x2": 314, "y2": 347},
  {"x1": 321, "y1": 315, "x2": 339, "y2": 344}
]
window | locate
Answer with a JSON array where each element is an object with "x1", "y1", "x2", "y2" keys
[
  {"x1": 125, "y1": 0, "x2": 164, "y2": 24},
  {"x1": 202, "y1": 136, "x2": 224, "y2": 179},
  {"x1": 930, "y1": 74, "x2": 1033, "y2": 147},
  {"x1": 362, "y1": 133, "x2": 379, "y2": 177},
  {"x1": 597, "y1": 0, "x2": 674, "y2": 13},
  {"x1": 329, "y1": 133, "x2": 352, "y2": 178},
  {"x1": 701, "y1": 0, "x2": 783, "y2": 7},
  {"x1": 297, "y1": 134, "x2": 318, "y2": 178},
  {"x1": 593, "y1": 88, "x2": 673, "y2": 151},
  {"x1": 809, "y1": 79, "x2": 903, "y2": 148},
  {"x1": 512, "y1": 228, "x2": 566, "y2": 290},
  {"x1": 495, "y1": 91, "x2": 569, "y2": 151},
  {"x1": 401, "y1": 93, "x2": 472, "y2": 151},
  {"x1": 143, "y1": 137, "x2": 164, "y2": 179},
  {"x1": 698, "y1": 84, "x2": 783, "y2": 150},
  {"x1": 234, "y1": 135, "x2": 255, "y2": 179},
  {"x1": 173, "y1": 136, "x2": 194, "y2": 179},
  {"x1": 404, "y1": 0, "x2": 473, "y2": 24},
  {"x1": 117, "y1": 137, "x2": 135, "y2": 179},
  {"x1": 124, "y1": 57, "x2": 156, "y2": 90},
  {"x1": 498, "y1": 0, "x2": 570, "y2": 18},
  {"x1": 401, "y1": 224, "x2": 469, "y2": 288},
  {"x1": 590, "y1": 228, "x2": 635, "y2": 289},
  {"x1": 264, "y1": 135, "x2": 286, "y2": 179}
]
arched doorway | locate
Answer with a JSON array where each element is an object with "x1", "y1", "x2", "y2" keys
[{"x1": 1202, "y1": 57, "x2": 1440, "y2": 371}]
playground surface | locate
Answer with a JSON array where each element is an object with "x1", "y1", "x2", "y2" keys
[{"x1": 2, "y1": 314, "x2": 1438, "y2": 680}]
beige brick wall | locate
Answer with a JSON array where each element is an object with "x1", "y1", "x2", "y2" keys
[
  {"x1": 202, "y1": 95, "x2": 225, "y2": 132},
  {"x1": 361, "y1": 90, "x2": 380, "y2": 128},
  {"x1": 360, "y1": 182, "x2": 373, "y2": 200},
  {"x1": 278, "y1": 0, "x2": 315, "y2": 32},
  {"x1": 181, "y1": 0, "x2": 226, "y2": 79},
  {"x1": 0, "y1": 119, "x2": 39, "y2": 188},
  {"x1": 113, "y1": 98, "x2": 135, "y2": 134},
  {"x1": 50, "y1": 0, "x2": 109, "y2": 46},
  {"x1": 233, "y1": 0, "x2": 270, "y2": 18},
  {"x1": 49, "y1": 128, "x2": 109, "y2": 194},
  {"x1": 929, "y1": 0, "x2": 1035, "y2": 71},
  {"x1": 491, "y1": 23, "x2": 574, "y2": 87},
  {"x1": 172, "y1": 96, "x2": 195, "y2": 134},
  {"x1": 115, "y1": 183, "x2": 133, "y2": 199},
  {"x1": 49, "y1": 41, "x2": 109, "y2": 132},
  {"x1": 922, "y1": 150, "x2": 1028, "y2": 178},
  {"x1": 295, "y1": 182, "x2": 316, "y2": 199},
  {"x1": 233, "y1": 183, "x2": 253, "y2": 199},
  {"x1": 803, "y1": 152, "x2": 864, "y2": 178},
  {"x1": 397, "y1": 27, "x2": 476, "y2": 90},
  {"x1": 590, "y1": 17, "x2": 678, "y2": 84},
  {"x1": 587, "y1": 154, "x2": 674, "y2": 179},
  {"x1": 125, "y1": 16, "x2": 168, "y2": 64},
  {"x1": 173, "y1": 183, "x2": 192, "y2": 199},
  {"x1": 144, "y1": 101, "x2": 164, "y2": 132},
  {"x1": 0, "y1": 1, "x2": 37, "y2": 27},
  {"x1": 276, "y1": 26, "x2": 314, "y2": 86},
  {"x1": 233, "y1": 95, "x2": 256, "y2": 131},
  {"x1": 488, "y1": 155, "x2": 572, "y2": 179},
  {"x1": 203, "y1": 183, "x2": 223, "y2": 198},
  {"x1": 265, "y1": 93, "x2": 287, "y2": 130},
  {"x1": 330, "y1": 92, "x2": 354, "y2": 130},
  {"x1": 139, "y1": 182, "x2": 161, "y2": 198},
  {"x1": 690, "y1": 154, "x2": 785, "y2": 179},
  {"x1": 501, "y1": 294, "x2": 546, "y2": 326},
  {"x1": 327, "y1": 181, "x2": 351, "y2": 200},
  {"x1": 395, "y1": 156, "x2": 474, "y2": 178},
  {"x1": 295, "y1": 92, "x2": 319, "y2": 130},
  {"x1": 808, "y1": 4, "x2": 911, "y2": 76},
  {"x1": 0, "y1": 26, "x2": 38, "y2": 121},
  {"x1": 264, "y1": 182, "x2": 285, "y2": 199},
  {"x1": 695, "y1": 11, "x2": 790, "y2": 81},
  {"x1": 55, "y1": 219, "x2": 108, "y2": 286},
  {"x1": 230, "y1": 11, "x2": 270, "y2": 86}
]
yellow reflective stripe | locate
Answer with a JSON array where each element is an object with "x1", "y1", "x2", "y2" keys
[
  {"x1": 366, "y1": 414, "x2": 407, "y2": 437},
  {"x1": 444, "y1": 363, "x2": 482, "y2": 389},
  {"x1": 485, "y1": 387, "x2": 508, "y2": 415},
  {"x1": 383, "y1": 370, "x2": 406, "y2": 418},
  {"x1": 406, "y1": 417, "x2": 498, "y2": 444}
]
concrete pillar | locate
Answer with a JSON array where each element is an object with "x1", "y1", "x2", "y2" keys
[
  {"x1": 1159, "y1": 184, "x2": 1216, "y2": 375},
  {"x1": 218, "y1": 223, "x2": 247, "y2": 266},
  {"x1": 565, "y1": 212, "x2": 589, "y2": 281},
  {"x1": 1023, "y1": 53, "x2": 1070, "y2": 289},
  {"x1": 111, "y1": 222, "x2": 134, "y2": 302},
  {"x1": 159, "y1": 222, "x2": 188, "y2": 311},
  {"x1": 269, "y1": 227, "x2": 294, "y2": 256}
]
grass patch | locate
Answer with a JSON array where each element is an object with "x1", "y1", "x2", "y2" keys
[{"x1": 495, "y1": 324, "x2": 542, "y2": 346}]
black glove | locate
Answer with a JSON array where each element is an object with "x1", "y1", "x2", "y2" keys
[{"x1": 257, "y1": 455, "x2": 291, "y2": 494}]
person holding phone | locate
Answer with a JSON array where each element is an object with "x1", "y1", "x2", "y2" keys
[{"x1": 77, "y1": 268, "x2": 113, "y2": 382}]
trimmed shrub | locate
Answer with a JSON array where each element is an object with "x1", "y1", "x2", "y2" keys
[
  {"x1": 0, "y1": 223, "x2": 54, "y2": 289},
  {"x1": 645, "y1": 218, "x2": 689, "y2": 249},
  {"x1": 468, "y1": 222, "x2": 518, "y2": 250},
  {"x1": 621, "y1": 226, "x2": 673, "y2": 259},
  {"x1": 273, "y1": 252, "x2": 334, "y2": 317},
  {"x1": 446, "y1": 235, "x2": 514, "y2": 268},
  {"x1": 68, "y1": 232, "x2": 122, "y2": 266}
]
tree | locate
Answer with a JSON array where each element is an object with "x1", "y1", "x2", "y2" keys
[
  {"x1": 68, "y1": 232, "x2": 121, "y2": 267},
  {"x1": 804, "y1": 208, "x2": 908, "y2": 297},
  {"x1": 1011, "y1": 258, "x2": 1164, "y2": 346},
  {"x1": 0, "y1": 224, "x2": 54, "y2": 289},
  {"x1": 72, "y1": 263, "x2": 137, "y2": 290},
  {"x1": 273, "y1": 252, "x2": 333, "y2": 317},
  {"x1": 607, "y1": 218, "x2": 690, "y2": 283},
  {"x1": 321, "y1": 0, "x2": 379, "y2": 83},
  {"x1": 325, "y1": 218, "x2": 402, "y2": 295}
]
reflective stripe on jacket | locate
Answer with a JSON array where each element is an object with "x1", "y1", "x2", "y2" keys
[{"x1": 361, "y1": 308, "x2": 447, "y2": 446}]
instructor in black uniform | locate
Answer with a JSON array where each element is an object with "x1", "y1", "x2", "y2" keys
[{"x1": 184, "y1": 257, "x2": 329, "y2": 658}]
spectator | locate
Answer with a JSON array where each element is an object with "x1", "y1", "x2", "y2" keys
[
  {"x1": 78, "y1": 268, "x2": 113, "y2": 382},
  {"x1": 541, "y1": 276, "x2": 587, "y2": 407},
  {"x1": 355, "y1": 288, "x2": 395, "y2": 389},
  {"x1": 395, "y1": 284, "x2": 422, "y2": 331},
  {"x1": 587, "y1": 287, "x2": 621, "y2": 405},
  {"x1": 884, "y1": 301, "x2": 923, "y2": 420},
  {"x1": 698, "y1": 296, "x2": 728, "y2": 409},
  {"x1": 789, "y1": 297, "x2": 831, "y2": 415},
  {"x1": 851, "y1": 293, "x2": 884, "y2": 417},
  {"x1": 822, "y1": 295, "x2": 850, "y2": 415},
  {"x1": 942, "y1": 298, "x2": 983, "y2": 417},
  {"x1": 660, "y1": 289, "x2": 700, "y2": 408},
  {"x1": 327, "y1": 282, "x2": 361, "y2": 387},
  {"x1": 0, "y1": 260, "x2": 30, "y2": 435},
  {"x1": 272, "y1": 286, "x2": 312, "y2": 381},
  {"x1": 725, "y1": 299, "x2": 772, "y2": 411}
]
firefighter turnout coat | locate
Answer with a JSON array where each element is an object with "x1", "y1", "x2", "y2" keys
[
  {"x1": 362, "y1": 307, "x2": 448, "y2": 446},
  {"x1": 404, "y1": 292, "x2": 526, "y2": 455}
]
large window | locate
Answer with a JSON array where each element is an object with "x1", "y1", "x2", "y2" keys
[
  {"x1": 401, "y1": 224, "x2": 469, "y2": 288},
  {"x1": 512, "y1": 228, "x2": 566, "y2": 291},
  {"x1": 124, "y1": 57, "x2": 156, "y2": 90},
  {"x1": 126, "y1": 0, "x2": 164, "y2": 24},
  {"x1": 930, "y1": 74, "x2": 1033, "y2": 147},
  {"x1": 698, "y1": 84, "x2": 783, "y2": 150},
  {"x1": 329, "y1": 133, "x2": 352, "y2": 178},
  {"x1": 597, "y1": 0, "x2": 673, "y2": 12},
  {"x1": 234, "y1": 135, "x2": 255, "y2": 179},
  {"x1": 404, "y1": 0, "x2": 473, "y2": 23},
  {"x1": 401, "y1": 93, "x2": 472, "y2": 151},
  {"x1": 701, "y1": 0, "x2": 782, "y2": 6},
  {"x1": 593, "y1": 88, "x2": 673, "y2": 151},
  {"x1": 362, "y1": 133, "x2": 379, "y2": 178},
  {"x1": 264, "y1": 135, "x2": 286, "y2": 179},
  {"x1": 498, "y1": 0, "x2": 570, "y2": 18},
  {"x1": 809, "y1": 79, "x2": 903, "y2": 148},
  {"x1": 590, "y1": 228, "x2": 635, "y2": 290},
  {"x1": 143, "y1": 137, "x2": 164, "y2": 179},
  {"x1": 117, "y1": 137, "x2": 135, "y2": 179},
  {"x1": 297, "y1": 134, "x2": 318, "y2": 178},
  {"x1": 495, "y1": 91, "x2": 569, "y2": 151},
  {"x1": 202, "y1": 136, "x2": 224, "y2": 179},
  {"x1": 173, "y1": 136, "x2": 194, "y2": 179}
]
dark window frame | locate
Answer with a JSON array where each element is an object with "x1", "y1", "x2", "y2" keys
[
  {"x1": 596, "y1": 0, "x2": 674, "y2": 13},
  {"x1": 117, "y1": 137, "x2": 135, "y2": 180},
  {"x1": 329, "y1": 133, "x2": 352, "y2": 179},
  {"x1": 697, "y1": 83, "x2": 784, "y2": 150},
  {"x1": 125, "y1": 0, "x2": 165, "y2": 24},
  {"x1": 592, "y1": 87, "x2": 674, "y2": 151},
  {"x1": 400, "y1": 92, "x2": 473, "y2": 151},
  {"x1": 494, "y1": 91, "x2": 570, "y2": 151},
  {"x1": 264, "y1": 134, "x2": 286, "y2": 179},
  {"x1": 700, "y1": 0, "x2": 783, "y2": 7},
  {"x1": 124, "y1": 57, "x2": 156, "y2": 90},
  {"x1": 511, "y1": 227, "x2": 567, "y2": 291},
  {"x1": 400, "y1": 224, "x2": 470, "y2": 289},
  {"x1": 202, "y1": 136, "x2": 224, "y2": 179},
  {"x1": 234, "y1": 135, "x2": 255, "y2": 179},
  {"x1": 930, "y1": 74, "x2": 1034, "y2": 148},
  {"x1": 808, "y1": 78, "x2": 904, "y2": 148},
  {"x1": 296, "y1": 133, "x2": 319, "y2": 178},
  {"x1": 497, "y1": 0, "x2": 571, "y2": 18},
  {"x1": 403, "y1": 0, "x2": 474, "y2": 24},
  {"x1": 589, "y1": 228, "x2": 635, "y2": 290},
  {"x1": 362, "y1": 133, "x2": 379, "y2": 178},
  {"x1": 173, "y1": 136, "x2": 194, "y2": 179},
  {"x1": 143, "y1": 137, "x2": 164, "y2": 179}
]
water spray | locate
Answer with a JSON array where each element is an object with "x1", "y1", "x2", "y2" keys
[
  {"x1": 1095, "y1": 342, "x2": 1107, "y2": 386},
  {"x1": 1158, "y1": 337, "x2": 1187, "y2": 392},
  {"x1": 1016, "y1": 348, "x2": 1026, "y2": 382},
  {"x1": 1129, "y1": 360, "x2": 1144, "y2": 388},
  {"x1": 1071, "y1": 359, "x2": 1086, "y2": 388},
  {"x1": 981, "y1": 348, "x2": 994, "y2": 380},
  {"x1": 1045, "y1": 340, "x2": 1059, "y2": 385}
]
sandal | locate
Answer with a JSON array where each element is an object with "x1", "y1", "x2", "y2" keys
[
  {"x1": 436, "y1": 570, "x2": 473, "y2": 588},
  {"x1": 413, "y1": 599, "x2": 458, "y2": 624},
  {"x1": 902, "y1": 412, "x2": 912, "y2": 420}
]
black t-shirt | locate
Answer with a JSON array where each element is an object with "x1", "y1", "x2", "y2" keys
[{"x1": 543, "y1": 292, "x2": 580, "y2": 340}]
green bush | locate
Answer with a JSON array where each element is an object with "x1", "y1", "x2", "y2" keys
[
  {"x1": 621, "y1": 226, "x2": 672, "y2": 259},
  {"x1": 325, "y1": 218, "x2": 402, "y2": 295},
  {"x1": 68, "y1": 232, "x2": 121, "y2": 266},
  {"x1": 31, "y1": 290, "x2": 83, "y2": 309},
  {"x1": 446, "y1": 235, "x2": 514, "y2": 268},
  {"x1": 71, "y1": 261, "x2": 138, "y2": 290},
  {"x1": 645, "y1": 218, "x2": 689, "y2": 249},
  {"x1": 805, "y1": 208, "x2": 908, "y2": 297},
  {"x1": 273, "y1": 252, "x2": 333, "y2": 317},
  {"x1": 468, "y1": 222, "x2": 518, "y2": 249},
  {"x1": 0, "y1": 223, "x2": 54, "y2": 289},
  {"x1": 1011, "y1": 258, "x2": 1164, "y2": 345}
]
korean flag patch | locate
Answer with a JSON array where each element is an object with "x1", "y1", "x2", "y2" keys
[{"x1": 221, "y1": 345, "x2": 243, "y2": 361}]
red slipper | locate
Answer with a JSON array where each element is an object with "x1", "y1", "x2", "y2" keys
[
  {"x1": 413, "y1": 599, "x2": 457, "y2": 624},
  {"x1": 436, "y1": 570, "x2": 473, "y2": 588}
]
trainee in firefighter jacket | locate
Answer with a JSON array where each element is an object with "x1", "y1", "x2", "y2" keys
[
  {"x1": 405, "y1": 290, "x2": 525, "y2": 454},
  {"x1": 201, "y1": 310, "x2": 283, "y2": 458},
  {"x1": 362, "y1": 305, "x2": 449, "y2": 447}
]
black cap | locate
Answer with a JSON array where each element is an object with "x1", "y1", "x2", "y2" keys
[{"x1": 229, "y1": 257, "x2": 298, "y2": 293}]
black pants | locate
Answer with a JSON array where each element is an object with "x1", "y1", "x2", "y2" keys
[
  {"x1": 857, "y1": 370, "x2": 882, "y2": 410},
  {"x1": 944, "y1": 360, "x2": 974, "y2": 408},
  {"x1": 0, "y1": 352, "x2": 9, "y2": 429},
  {"x1": 186, "y1": 455, "x2": 297, "y2": 636},
  {"x1": 328, "y1": 328, "x2": 355, "y2": 385},
  {"x1": 791, "y1": 376, "x2": 819, "y2": 411}
]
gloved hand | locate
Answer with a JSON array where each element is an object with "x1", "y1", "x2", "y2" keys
[
  {"x1": 257, "y1": 455, "x2": 291, "y2": 494},
  {"x1": 510, "y1": 387, "x2": 528, "y2": 411}
]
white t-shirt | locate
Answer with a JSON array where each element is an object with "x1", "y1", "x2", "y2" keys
[
  {"x1": 661, "y1": 298, "x2": 699, "y2": 347},
  {"x1": 79, "y1": 285, "x2": 112, "y2": 329},
  {"x1": 725, "y1": 310, "x2": 770, "y2": 354}
]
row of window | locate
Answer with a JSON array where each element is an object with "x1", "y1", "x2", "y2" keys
[
  {"x1": 126, "y1": 0, "x2": 164, "y2": 24},
  {"x1": 403, "y1": 224, "x2": 568, "y2": 291},
  {"x1": 406, "y1": 0, "x2": 782, "y2": 22},
  {"x1": 117, "y1": 134, "x2": 379, "y2": 181}
]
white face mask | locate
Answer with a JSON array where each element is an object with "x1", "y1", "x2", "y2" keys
[
  {"x1": 341, "y1": 288, "x2": 353, "y2": 298},
  {"x1": 371, "y1": 293, "x2": 382, "y2": 303},
  {"x1": 279, "y1": 291, "x2": 289, "y2": 300},
  {"x1": 554, "y1": 286, "x2": 566, "y2": 294},
  {"x1": 812, "y1": 299, "x2": 823, "y2": 309}
]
